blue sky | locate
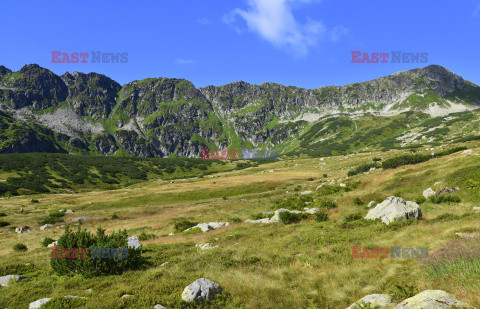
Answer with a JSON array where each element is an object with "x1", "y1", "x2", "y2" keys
[{"x1": 1, "y1": 0, "x2": 479, "y2": 88}]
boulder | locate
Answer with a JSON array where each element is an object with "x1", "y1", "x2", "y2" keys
[
  {"x1": 181, "y1": 278, "x2": 222, "y2": 303},
  {"x1": 120, "y1": 294, "x2": 134, "y2": 299},
  {"x1": 196, "y1": 243, "x2": 217, "y2": 250},
  {"x1": 423, "y1": 188, "x2": 435, "y2": 199},
  {"x1": 184, "y1": 222, "x2": 229, "y2": 232},
  {"x1": 71, "y1": 216, "x2": 92, "y2": 222},
  {"x1": 301, "y1": 191, "x2": 312, "y2": 195},
  {"x1": 396, "y1": 290, "x2": 472, "y2": 308},
  {"x1": 365, "y1": 196, "x2": 422, "y2": 225},
  {"x1": 347, "y1": 294, "x2": 396, "y2": 308},
  {"x1": 127, "y1": 236, "x2": 141, "y2": 249},
  {"x1": 0, "y1": 275, "x2": 28, "y2": 287},
  {"x1": 244, "y1": 218, "x2": 272, "y2": 224},
  {"x1": 40, "y1": 224, "x2": 53, "y2": 230},
  {"x1": 65, "y1": 209, "x2": 74, "y2": 214},
  {"x1": 29, "y1": 298, "x2": 52, "y2": 309}
]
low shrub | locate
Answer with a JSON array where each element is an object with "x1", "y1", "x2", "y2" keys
[
  {"x1": 353, "y1": 197, "x2": 364, "y2": 206},
  {"x1": 40, "y1": 211, "x2": 65, "y2": 225},
  {"x1": 0, "y1": 220, "x2": 10, "y2": 227},
  {"x1": 415, "y1": 196, "x2": 426, "y2": 204},
  {"x1": 227, "y1": 215, "x2": 242, "y2": 223},
  {"x1": 429, "y1": 195, "x2": 461, "y2": 204},
  {"x1": 315, "y1": 211, "x2": 328, "y2": 222},
  {"x1": 312, "y1": 200, "x2": 338, "y2": 210},
  {"x1": 31, "y1": 199, "x2": 39, "y2": 203},
  {"x1": 278, "y1": 212, "x2": 308, "y2": 224},
  {"x1": 50, "y1": 226, "x2": 143, "y2": 277},
  {"x1": 272, "y1": 195, "x2": 313, "y2": 211},
  {"x1": 173, "y1": 219, "x2": 198, "y2": 232},
  {"x1": 137, "y1": 232, "x2": 156, "y2": 241},
  {"x1": 13, "y1": 243, "x2": 27, "y2": 251},
  {"x1": 0, "y1": 212, "x2": 6, "y2": 217},
  {"x1": 348, "y1": 163, "x2": 380, "y2": 177},
  {"x1": 42, "y1": 237, "x2": 55, "y2": 247},
  {"x1": 344, "y1": 213, "x2": 363, "y2": 222}
]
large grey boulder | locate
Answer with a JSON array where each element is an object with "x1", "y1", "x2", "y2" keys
[
  {"x1": 182, "y1": 278, "x2": 222, "y2": 303},
  {"x1": 347, "y1": 294, "x2": 396, "y2": 308},
  {"x1": 127, "y1": 236, "x2": 141, "y2": 249},
  {"x1": 365, "y1": 197, "x2": 422, "y2": 225},
  {"x1": 396, "y1": 290, "x2": 472, "y2": 308},
  {"x1": 47, "y1": 241, "x2": 58, "y2": 248},
  {"x1": 29, "y1": 298, "x2": 52, "y2": 309},
  {"x1": 71, "y1": 216, "x2": 91, "y2": 222},
  {"x1": 0, "y1": 275, "x2": 28, "y2": 287}
]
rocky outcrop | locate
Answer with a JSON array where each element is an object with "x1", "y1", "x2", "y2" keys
[
  {"x1": 0, "y1": 275, "x2": 28, "y2": 287},
  {"x1": 396, "y1": 290, "x2": 472, "y2": 308},
  {"x1": 347, "y1": 294, "x2": 396, "y2": 308},
  {"x1": 181, "y1": 278, "x2": 222, "y2": 303},
  {"x1": 365, "y1": 197, "x2": 422, "y2": 224}
]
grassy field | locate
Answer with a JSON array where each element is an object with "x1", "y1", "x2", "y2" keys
[{"x1": 1, "y1": 142, "x2": 480, "y2": 308}]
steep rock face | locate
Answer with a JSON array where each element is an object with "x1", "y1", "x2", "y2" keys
[
  {"x1": 0, "y1": 64, "x2": 68, "y2": 110},
  {"x1": 61, "y1": 71, "x2": 121, "y2": 118},
  {"x1": 0, "y1": 64, "x2": 478, "y2": 157}
]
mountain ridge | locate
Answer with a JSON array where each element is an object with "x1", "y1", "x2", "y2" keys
[{"x1": 0, "y1": 64, "x2": 479, "y2": 157}]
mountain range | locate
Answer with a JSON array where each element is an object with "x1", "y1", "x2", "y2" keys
[{"x1": 0, "y1": 64, "x2": 479, "y2": 157}]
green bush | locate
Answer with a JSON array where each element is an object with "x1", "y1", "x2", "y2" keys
[
  {"x1": 348, "y1": 163, "x2": 380, "y2": 177},
  {"x1": 250, "y1": 212, "x2": 271, "y2": 220},
  {"x1": 429, "y1": 195, "x2": 461, "y2": 204},
  {"x1": 312, "y1": 200, "x2": 338, "y2": 209},
  {"x1": 353, "y1": 197, "x2": 364, "y2": 206},
  {"x1": 13, "y1": 243, "x2": 27, "y2": 251},
  {"x1": 50, "y1": 226, "x2": 143, "y2": 277},
  {"x1": 344, "y1": 213, "x2": 363, "y2": 222},
  {"x1": 430, "y1": 213, "x2": 460, "y2": 222},
  {"x1": 42, "y1": 237, "x2": 56, "y2": 247},
  {"x1": 227, "y1": 215, "x2": 242, "y2": 223},
  {"x1": 137, "y1": 232, "x2": 156, "y2": 241},
  {"x1": 0, "y1": 212, "x2": 6, "y2": 217},
  {"x1": 0, "y1": 220, "x2": 10, "y2": 227},
  {"x1": 415, "y1": 196, "x2": 426, "y2": 204},
  {"x1": 278, "y1": 211, "x2": 308, "y2": 224},
  {"x1": 315, "y1": 211, "x2": 328, "y2": 222},
  {"x1": 272, "y1": 195, "x2": 313, "y2": 211},
  {"x1": 173, "y1": 219, "x2": 198, "y2": 232},
  {"x1": 372, "y1": 157, "x2": 382, "y2": 162},
  {"x1": 40, "y1": 211, "x2": 65, "y2": 225},
  {"x1": 323, "y1": 173, "x2": 328, "y2": 178},
  {"x1": 31, "y1": 199, "x2": 39, "y2": 203}
]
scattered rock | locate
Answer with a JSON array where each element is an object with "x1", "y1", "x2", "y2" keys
[
  {"x1": 304, "y1": 208, "x2": 320, "y2": 214},
  {"x1": 65, "y1": 209, "x2": 74, "y2": 214},
  {"x1": 0, "y1": 275, "x2": 29, "y2": 287},
  {"x1": 423, "y1": 188, "x2": 436, "y2": 199},
  {"x1": 71, "y1": 216, "x2": 92, "y2": 222},
  {"x1": 59, "y1": 209, "x2": 65, "y2": 212},
  {"x1": 181, "y1": 278, "x2": 222, "y2": 303},
  {"x1": 160, "y1": 262, "x2": 169, "y2": 267},
  {"x1": 40, "y1": 224, "x2": 53, "y2": 230},
  {"x1": 244, "y1": 218, "x2": 272, "y2": 224},
  {"x1": 396, "y1": 290, "x2": 472, "y2": 309},
  {"x1": 455, "y1": 232, "x2": 476, "y2": 238},
  {"x1": 87, "y1": 201, "x2": 92, "y2": 204},
  {"x1": 65, "y1": 295, "x2": 87, "y2": 299},
  {"x1": 154, "y1": 305, "x2": 167, "y2": 309},
  {"x1": 473, "y1": 207, "x2": 480, "y2": 211},
  {"x1": 120, "y1": 294, "x2": 134, "y2": 299},
  {"x1": 184, "y1": 222, "x2": 229, "y2": 233},
  {"x1": 269, "y1": 169, "x2": 274, "y2": 173},
  {"x1": 365, "y1": 196, "x2": 422, "y2": 225},
  {"x1": 196, "y1": 243, "x2": 218, "y2": 250},
  {"x1": 340, "y1": 183, "x2": 346, "y2": 187},
  {"x1": 127, "y1": 236, "x2": 141, "y2": 249},
  {"x1": 47, "y1": 241, "x2": 58, "y2": 248},
  {"x1": 29, "y1": 298, "x2": 52, "y2": 309},
  {"x1": 15, "y1": 227, "x2": 29, "y2": 234},
  {"x1": 434, "y1": 182, "x2": 442, "y2": 186},
  {"x1": 367, "y1": 201, "x2": 377, "y2": 208},
  {"x1": 56, "y1": 225, "x2": 65, "y2": 229},
  {"x1": 168, "y1": 232, "x2": 174, "y2": 236},
  {"x1": 347, "y1": 294, "x2": 396, "y2": 308},
  {"x1": 463, "y1": 149, "x2": 473, "y2": 154},
  {"x1": 437, "y1": 187, "x2": 460, "y2": 195}
]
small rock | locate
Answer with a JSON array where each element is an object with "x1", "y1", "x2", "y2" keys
[
  {"x1": 473, "y1": 207, "x2": 480, "y2": 211},
  {"x1": 434, "y1": 182, "x2": 442, "y2": 186},
  {"x1": 59, "y1": 209, "x2": 65, "y2": 212},
  {"x1": 65, "y1": 295, "x2": 87, "y2": 299},
  {"x1": 347, "y1": 294, "x2": 396, "y2": 308},
  {"x1": 268, "y1": 169, "x2": 274, "y2": 173},
  {"x1": 304, "y1": 208, "x2": 320, "y2": 214},
  {"x1": 47, "y1": 241, "x2": 58, "y2": 248},
  {"x1": 29, "y1": 298, "x2": 52, "y2": 309},
  {"x1": 367, "y1": 201, "x2": 377, "y2": 208},
  {"x1": 40, "y1": 224, "x2": 53, "y2": 230},
  {"x1": 71, "y1": 216, "x2": 92, "y2": 222},
  {"x1": 339, "y1": 183, "x2": 346, "y2": 187},
  {"x1": 423, "y1": 188, "x2": 435, "y2": 199},
  {"x1": 196, "y1": 243, "x2": 218, "y2": 250},
  {"x1": 65, "y1": 209, "x2": 74, "y2": 214},
  {"x1": 56, "y1": 225, "x2": 65, "y2": 229},
  {"x1": 168, "y1": 232, "x2": 174, "y2": 236},
  {"x1": 154, "y1": 305, "x2": 167, "y2": 309},
  {"x1": 15, "y1": 227, "x2": 28, "y2": 234},
  {"x1": 0, "y1": 275, "x2": 29, "y2": 287},
  {"x1": 455, "y1": 232, "x2": 476, "y2": 238},
  {"x1": 127, "y1": 236, "x2": 141, "y2": 249},
  {"x1": 120, "y1": 294, "x2": 134, "y2": 299},
  {"x1": 300, "y1": 191, "x2": 312, "y2": 195},
  {"x1": 182, "y1": 278, "x2": 222, "y2": 303},
  {"x1": 396, "y1": 290, "x2": 471, "y2": 308}
]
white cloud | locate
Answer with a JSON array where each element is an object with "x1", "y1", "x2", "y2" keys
[
  {"x1": 224, "y1": 0, "x2": 343, "y2": 58},
  {"x1": 198, "y1": 18, "x2": 212, "y2": 25},
  {"x1": 175, "y1": 58, "x2": 195, "y2": 64}
]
